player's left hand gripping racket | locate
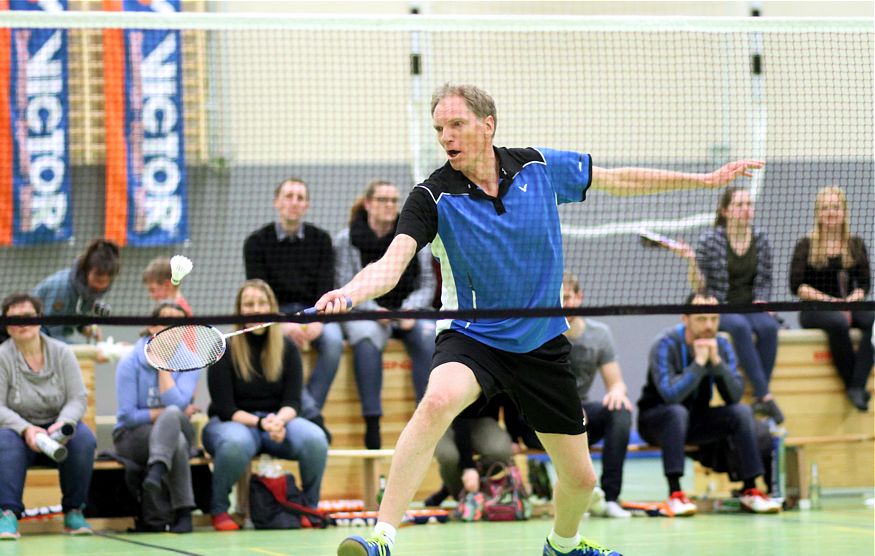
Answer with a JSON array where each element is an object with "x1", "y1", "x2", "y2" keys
[{"x1": 144, "y1": 297, "x2": 352, "y2": 372}]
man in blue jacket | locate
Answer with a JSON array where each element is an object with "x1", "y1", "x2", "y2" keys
[{"x1": 637, "y1": 292, "x2": 780, "y2": 516}]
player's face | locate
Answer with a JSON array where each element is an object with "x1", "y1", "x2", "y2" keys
[
  {"x1": 364, "y1": 184, "x2": 400, "y2": 227},
  {"x1": 239, "y1": 287, "x2": 273, "y2": 334},
  {"x1": 723, "y1": 190, "x2": 753, "y2": 226},
  {"x1": 274, "y1": 181, "x2": 310, "y2": 224},
  {"x1": 682, "y1": 296, "x2": 720, "y2": 339},
  {"x1": 5, "y1": 301, "x2": 40, "y2": 344},
  {"x1": 816, "y1": 192, "x2": 845, "y2": 229},
  {"x1": 87, "y1": 270, "x2": 113, "y2": 293},
  {"x1": 145, "y1": 280, "x2": 172, "y2": 302},
  {"x1": 432, "y1": 95, "x2": 495, "y2": 175},
  {"x1": 148, "y1": 306, "x2": 186, "y2": 336}
]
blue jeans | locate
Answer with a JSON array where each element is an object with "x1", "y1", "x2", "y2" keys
[
  {"x1": 201, "y1": 416, "x2": 328, "y2": 514},
  {"x1": 280, "y1": 302, "x2": 344, "y2": 417},
  {"x1": 349, "y1": 320, "x2": 434, "y2": 417},
  {"x1": 719, "y1": 312, "x2": 779, "y2": 399},
  {"x1": 0, "y1": 422, "x2": 96, "y2": 515}
]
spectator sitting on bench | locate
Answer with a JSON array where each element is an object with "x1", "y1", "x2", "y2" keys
[
  {"x1": 690, "y1": 187, "x2": 783, "y2": 424},
  {"x1": 422, "y1": 394, "x2": 514, "y2": 508},
  {"x1": 790, "y1": 186, "x2": 873, "y2": 412},
  {"x1": 334, "y1": 179, "x2": 437, "y2": 449},
  {"x1": 202, "y1": 280, "x2": 328, "y2": 531},
  {"x1": 0, "y1": 293, "x2": 96, "y2": 539},
  {"x1": 244, "y1": 177, "x2": 339, "y2": 437},
  {"x1": 637, "y1": 292, "x2": 780, "y2": 517},
  {"x1": 113, "y1": 301, "x2": 201, "y2": 533},
  {"x1": 142, "y1": 258, "x2": 193, "y2": 316},
  {"x1": 561, "y1": 272, "x2": 633, "y2": 518}
]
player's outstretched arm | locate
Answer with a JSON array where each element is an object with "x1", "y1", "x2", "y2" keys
[
  {"x1": 591, "y1": 159, "x2": 764, "y2": 196},
  {"x1": 316, "y1": 234, "x2": 418, "y2": 314}
]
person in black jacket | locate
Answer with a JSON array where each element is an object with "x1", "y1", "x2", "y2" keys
[
  {"x1": 243, "y1": 177, "x2": 342, "y2": 428},
  {"x1": 637, "y1": 293, "x2": 780, "y2": 517},
  {"x1": 201, "y1": 280, "x2": 328, "y2": 531}
]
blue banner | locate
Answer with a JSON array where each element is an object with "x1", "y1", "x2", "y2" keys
[
  {"x1": 118, "y1": 0, "x2": 187, "y2": 246},
  {"x1": 7, "y1": 0, "x2": 71, "y2": 245}
]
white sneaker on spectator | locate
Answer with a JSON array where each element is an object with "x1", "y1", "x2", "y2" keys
[
  {"x1": 739, "y1": 488, "x2": 781, "y2": 514},
  {"x1": 588, "y1": 486, "x2": 606, "y2": 516},
  {"x1": 602, "y1": 501, "x2": 632, "y2": 518},
  {"x1": 667, "y1": 491, "x2": 697, "y2": 517}
]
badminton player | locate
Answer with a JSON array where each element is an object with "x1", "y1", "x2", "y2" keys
[{"x1": 318, "y1": 83, "x2": 763, "y2": 556}]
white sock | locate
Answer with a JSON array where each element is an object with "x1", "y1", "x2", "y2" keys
[
  {"x1": 373, "y1": 522, "x2": 396, "y2": 546},
  {"x1": 549, "y1": 530, "x2": 580, "y2": 552}
]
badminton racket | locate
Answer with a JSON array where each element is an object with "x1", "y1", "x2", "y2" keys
[{"x1": 143, "y1": 297, "x2": 352, "y2": 372}]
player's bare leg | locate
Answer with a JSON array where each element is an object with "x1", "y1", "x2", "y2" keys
[
  {"x1": 538, "y1": 432, "x2": 621, "y2": 555},
  {"x1": 338, "y1": 362, "x2": 480, "y2": 555}
]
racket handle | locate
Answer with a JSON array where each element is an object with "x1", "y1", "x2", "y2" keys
[{"x1": 301, "y1": 296, "x2": 352, "y2": 315}]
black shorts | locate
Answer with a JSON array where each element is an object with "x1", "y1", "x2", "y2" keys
[{"x1": 432, "y1": 330, "x2": 586, "y2": 436}]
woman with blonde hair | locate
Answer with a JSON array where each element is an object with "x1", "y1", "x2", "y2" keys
[
  {"x1": 201, "y1": 280, "x2": 328, "y2": 530},
  {"x1": 790, "y1": 186, "x2": 873, "y2": 411}
]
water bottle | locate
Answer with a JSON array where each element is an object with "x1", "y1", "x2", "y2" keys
[
  {"x1": 809, "y1": 463, "x2": 822, "y2": 510},
  {"x1": 256, "y1": 454, "x2": 282, "y2": 478},
  {"x1": 376, "y1": 474, "x2": 386, "y2": 505}
]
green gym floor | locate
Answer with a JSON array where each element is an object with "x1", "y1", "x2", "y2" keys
[{"x1": 3, "y1": 460, "x2": 872, "y2": 556}]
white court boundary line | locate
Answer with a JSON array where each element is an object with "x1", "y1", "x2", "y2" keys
[{"x1": 0, "y1": 12, "x2": 871, "y2": 32}]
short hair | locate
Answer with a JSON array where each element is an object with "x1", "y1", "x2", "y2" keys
[
  {"x1": 562, "y1": 272, "x2": 581, "y2": 294},
  {"x1": 142, "y1": 257, "x2": 172, "y2": 283},
  {"x1": 684, "y1": 291, "x2": 718, "y2": 307},
  {"x1": 141, "y1": 300, "x2": 187, "y2": 336},
  {"x1": 76, "y1": 238, "x2": 121, "y2": 278},
  {"x1": 2, "y1": 292, "x2": 43, "y2": 317},
  {"x1": 274, "y1": 176, "x2": 309, "y2": 199},
  {"x1": 430, "y1": 83, "x2": 497, "y2": 131},
  {"x1": 150, "y1": 300, "x2": 186, "y2": 318}
]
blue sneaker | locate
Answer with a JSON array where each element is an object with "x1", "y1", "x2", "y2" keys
[
  {"x1": 337, "y1": 533, "x2": 392, "y2": 556},
  {"x1": 0, "y1": 510, "x2": 19, "y2": 540},
  {"x1": 63, "y1": 510, "x2": 93, "y2": 535},
  {"x1": 543, "y1": 536, "x2": 622, "y2": 556}
]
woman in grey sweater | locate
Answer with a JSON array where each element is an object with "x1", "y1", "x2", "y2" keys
[{"x1": 0, "y1": 293, "x2": 96, "y2": 540}]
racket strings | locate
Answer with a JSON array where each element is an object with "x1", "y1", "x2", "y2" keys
[{"x1": 145, "y1": 325, "x2": 225, "y2": 371}]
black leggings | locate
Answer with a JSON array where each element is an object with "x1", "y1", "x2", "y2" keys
[{"x1": 799, "y1": 310, "x2": 874, "y2": 390}]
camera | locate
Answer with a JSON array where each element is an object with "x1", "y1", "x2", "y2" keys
[{"x1": 92, "y1": 301, "x2": 112, "y2": 317}]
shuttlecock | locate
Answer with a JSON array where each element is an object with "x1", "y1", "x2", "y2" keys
[{"x1": 170, "y1": 255, "x2": 193, "y2": 286}]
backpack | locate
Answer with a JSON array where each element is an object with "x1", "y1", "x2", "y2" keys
[
  {"x1": 249, "y1": 472, "x2": 333, "y2": 530},
  {"x1": 480, "y1": 461, "x2": 532, "y2": 522}
]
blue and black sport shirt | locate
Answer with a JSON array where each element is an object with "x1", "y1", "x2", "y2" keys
[{"x1": 396, "y1": 146, "x2": 592, "y2": 353}]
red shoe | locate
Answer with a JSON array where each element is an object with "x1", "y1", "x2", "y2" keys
[
  {"x1": 211, "y1": 512, "x2": 240, "y2": 531},
  {"x1": 667, "y1": 491, "x2": 697, "y2": 517},
  {"x1": 739, "y1": 488, "x2": 781, "y2": 514}
]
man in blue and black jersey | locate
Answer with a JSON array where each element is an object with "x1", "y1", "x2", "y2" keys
[{"x1": 318, "y1": 83, "x2": 764, "y2": 556}]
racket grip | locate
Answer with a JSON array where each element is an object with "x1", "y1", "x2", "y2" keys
[{"x1": 301, "y1": 296, "x2": 352, "y2": 315}]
